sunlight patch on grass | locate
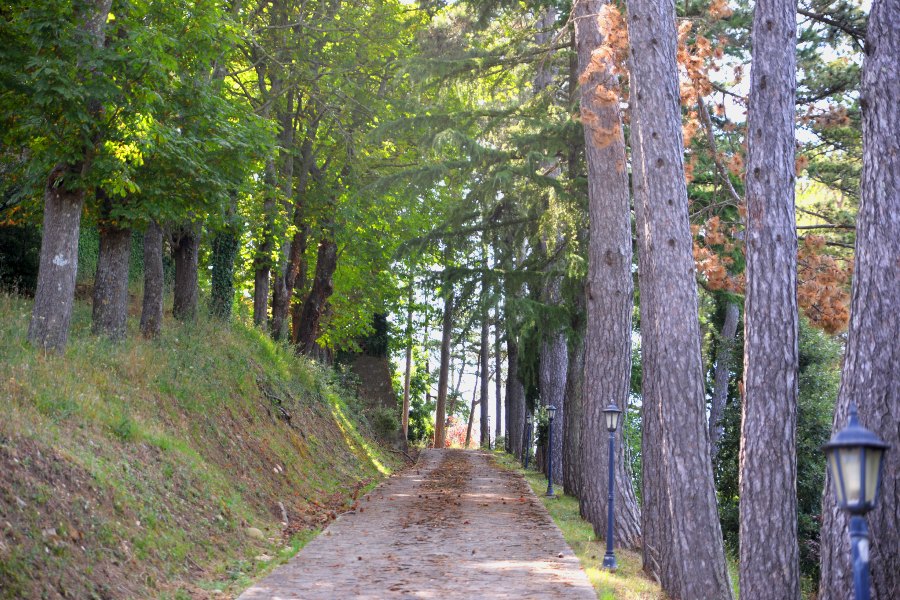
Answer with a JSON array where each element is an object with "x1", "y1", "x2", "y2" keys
[
  {"x1": 329, "y1": 394, "x2": 390, "y2": 476},
  {"x1": 493, "y1": 452, "x2": 666, "y2": 600}
]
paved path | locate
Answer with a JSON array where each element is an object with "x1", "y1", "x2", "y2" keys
[{"x1": 238, "y1": 449, "x2": 596, "y2": 599}]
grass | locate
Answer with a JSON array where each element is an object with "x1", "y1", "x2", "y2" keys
[
  {"x1": 493, "y1": 451, "x2": 665, "y2": 600},
  {"x1": 0, "y1": 291, "x2": 400, "y2": 599}
]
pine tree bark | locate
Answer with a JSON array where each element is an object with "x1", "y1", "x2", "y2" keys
[
  {"x1": 172, "y1": 225, "x2": 200, "y2": 321},
  {"x1": 294, "y1": 237, "x2": 337, "y2": 354},
  {"x1": 465, "y1": 375, "x2": 480, "y2": 448},
  {"x1": 479, "y1": 315, "x2": 490, "y2": 448},
  {"x1": 709, "y1": 300, "x2": 739, "y2": 462},
  {"x1": 92, "y1": 217, "x2": 132, "y2": 340},
  {"x1": 540, "y1": 325, "x2": 567, "y2": 484},
  {"x1": 575, "y1": 0, "x2": 642, "y2": 548},
  {"x1": 433, "y1": 291, "x2": 454, "y2": 448},
  {"x1": 506, "y1": 335, "x2": 526, "y2": 459},
  {"x1": 479, "y1": 247, "x2": 491, "y2": 447},
  {"x1": 494, "y1": 308, "x2": 503, "y2": 442},
  {"x1": 563, "y1": 319, "x2": 584, "y2": 498},
  {"x1": 140, "y1": 221, "x2": 164, "y2": 338},
  {"x1": 740, "y1": 0, "x2": 801, "y2": 595},
  {"x1": 627, "y1": 0, "x2": 732, "y2": 595},
  {"x1": 27, "y1": 0, "x2": 113, "y2": 352},
  {"x1": 819, "y1": 1, "x2": 900, "y2": 596}
]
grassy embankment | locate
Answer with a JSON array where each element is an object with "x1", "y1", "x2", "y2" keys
[
  {"x1": 0, "y1": 292, "x2": 400, "y2": 599},
  {"x1": 493, "y1": 451, "x2": 665, "y2": 600}
]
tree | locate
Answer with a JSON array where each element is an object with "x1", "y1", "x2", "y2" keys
[
  {"x1": 627, "y1": 0, "x2": 732, "y2": 595},
  {"x1": 574, "y1": 0, "x2": 641, "y2": 548},
  {"x1": 91, "y1": 192, "x2": 132, "y2": 340},
  {"x1": 172, "y1": 225, "x2": 200, "y2": 321},
  {"x1": 819, "y1": 0, "x2": 900, "y2": 596},
  {"x1": 140, "y1": 222, "x2": 164, "y2": 338},
  {"x1": 479, "y1": 243, "x2": 491, "y2": 448},
  {"x1": 709, "y1": 299, "x2": 740, "y2": 461},
  {"x1": 434, "y1": 284, "x2": 454, "y2": 448},
  {"x1": 739, "y1": 0, "x2": 801, "y2": 594},
  {"x1": 25, "y1": 0, "x2": 113, "y2": 352}
]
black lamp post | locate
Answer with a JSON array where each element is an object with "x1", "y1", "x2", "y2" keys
[
  {"x1": 822, "y1": 403, "x2": 890, "y2": 600},
  {"x1": 602, "y1": 402, "x2": 622, "y2": 570},
  {"x1": 546, "y1": 405, "x2": 557, "y2": 497},
  {"x1": 524, "y1": 414, "x2": 533, "y2": 469}
]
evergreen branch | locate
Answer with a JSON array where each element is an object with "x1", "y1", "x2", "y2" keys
[
  {"x1": 697, "y1": 96, "x2": 743, "y2": 207},
  {"x1": 797, "y1": 9, "x2": 866, "y2": 45}
]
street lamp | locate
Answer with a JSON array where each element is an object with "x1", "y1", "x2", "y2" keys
[
  {"x1": 602, "y1": 402, "x2": 622, "y2": 570},
  {"x1": 546, "y1": 405, "x2": 558, "y2": 497},
  {"x1": 524, "y1": 413, "x2": 533, "y2": 469},
  {"x1": 823, "y1": 403, "x2": 890, "y2": 600}
]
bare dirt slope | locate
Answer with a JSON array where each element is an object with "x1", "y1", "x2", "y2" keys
[{"x1": 239, "y1": 449, "x2": 596, "y2": 599}]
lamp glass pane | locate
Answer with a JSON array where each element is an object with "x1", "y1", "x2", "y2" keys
[
  {"x1": 865, "y1": 448, "x2": 884, "y2": 504},
  {"x1": 839, "y1": 447, "x2": 863, "y2": 505},
  {"x1": 827, "y1": 452, "x2": 846, "y2": 505},
  {"x1": 605, "y1": 411, "x2": 614, "y2": 431}
]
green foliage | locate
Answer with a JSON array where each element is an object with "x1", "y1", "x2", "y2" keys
[
  {"x1": 0, "y1": 224, "x2": 40, "y2": 293},
  {"x1": 370, "y1": 407, "x2": 400, "y2": 440}
]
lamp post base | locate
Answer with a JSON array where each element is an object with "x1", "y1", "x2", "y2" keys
[
  {"x1": 545, "y1": 485, "x2": 555, "y2": 497},
  {"x1": 602, "y1": 552, "x2": 617, "y2": 571}
]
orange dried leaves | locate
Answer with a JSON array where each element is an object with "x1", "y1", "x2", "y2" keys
[
  {"x1": 798, "y1": 236, "x2": 852, "y2": 333},
  {"x1": 693, "y1": 216, "x2": 744, "y2": 293}
]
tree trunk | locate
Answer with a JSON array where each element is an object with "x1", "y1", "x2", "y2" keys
[
  {"x1": 401, "y1": 283, "x2": 414, "y2": 449},
  {"x1": 29, "y1": 175, "x2": 85, "y2": 352},
  {"x1": 819, "y1": 1, "x2": 900, "y2": 597},
  {"x1": 209, "y1": 213, "x2": 240, "y2": 320},
  {"x1": 709, "y1": 300, "x2": 740, "y2": 462},
  {"x1": 479, "y1": 260, "x2": 491, "y2": 448},
  {"x1": 253, "y1": 160, "x2": 278, "y2": 328},
  {"x1": 627, "y1": 0, "x2": 732, "y2": 595},
  {"x1": 172, "y1": 225, "x2": 200, "y2": 321},
  {"x1": 140, "y1": 221, "x2": 164, "y2": 338},
  {"x1": 574, "y1": 0, "x2": 642, "y2": 548},
  {"x1": 27, "y1": 0, "x2": 113, "y2": 353},
  {"x1": 479, "y1": 314, "x2": 490, "y2": 448},
  {"x1": 563, "y1": 323, "x2": 584, "y2": 498},
  {"x1": 464, "y1": 368, "x2": 480, "y2": 448},
  {"x1": 494, "y1": 307, "x2": 503, "y2": 442},
  {"x1": 506, "y1": 336, "x2": 526, "y2": 459},
  {"x1": 740, "y1": 0, "x2": 801, "y2": 595},
  {"x1": 434, "y1": 291, "x2": 454, "y2": 448},
  {"x1": 540, "y1": 329, "x2": 567, "y2": 485},
  {"x1": 294, "y1": 237, "x2": 338, "y2": 354},
  {"x1": 631, "y1": 66, "x2": 671, "y2": 590},
  {"x1": 272, "y1": 120, "x2": 317, "y2": 341},
  {"x1": 92, "y1": 220, "x2": 132, "y2": 340}
]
